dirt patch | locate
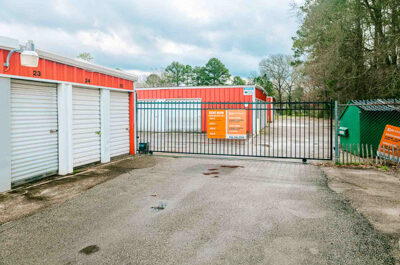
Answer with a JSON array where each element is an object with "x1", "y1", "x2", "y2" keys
[
  {"x1": 0, "y1": 155, "x2": 158, "y2": 225},
  {"x1": 318, "y1": 161, "x2": 400, "y2": 177},
  {"x1": 323, "y1": 166, "x2": 400, "y2": 262}
]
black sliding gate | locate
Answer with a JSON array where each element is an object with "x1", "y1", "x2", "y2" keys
[{"x1": 136, "y1": 100, "x2": 333, "y2": 161}]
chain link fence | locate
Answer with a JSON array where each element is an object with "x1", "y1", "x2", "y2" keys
[{"x1": 335, "y1": 99, "x2": 400, "y2": 166}]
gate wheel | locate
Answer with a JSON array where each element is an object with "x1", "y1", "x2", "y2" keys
[{"x1": 302, "y1": 158, "x2": 307, "y2": 164}]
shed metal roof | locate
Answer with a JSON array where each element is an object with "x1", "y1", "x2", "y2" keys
[
  {"x1": 350, "y1": 99, "x2": 400, "y2": 112},
  {"x1": 339, "y1": 99, "x2": 400, "y2": 119}
]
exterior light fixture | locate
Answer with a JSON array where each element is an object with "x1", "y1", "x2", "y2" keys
[{"x1": 3, "y1": 40, "x2": 39, "y2": 71}]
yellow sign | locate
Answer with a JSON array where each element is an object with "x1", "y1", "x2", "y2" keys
[
  {"x1": 378, "y1": 125, "x2": 400, "y2": 157},
  {"x1": 207, "y1": 110, "x2": 226, "y2": 139}
]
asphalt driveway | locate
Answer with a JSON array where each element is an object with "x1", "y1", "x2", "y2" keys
[{"x1": 0, "y1": 156, "x2": 394, "y2": 264}]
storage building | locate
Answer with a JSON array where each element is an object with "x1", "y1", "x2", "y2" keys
[
  {"x1": 0, "y1": 37, "x2": 137, "y2": 192},
  {"x1": 136, "y1": 85, "x2": 274, "y2": 134}
]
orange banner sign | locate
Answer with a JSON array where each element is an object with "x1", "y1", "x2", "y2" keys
[
  {"x1": 226, "y1": 110, "x2": 247, "y2": 139},
  {"x1": 378, "y1": 125, "x2": 400, "y2": 157},
  {"x1": 207, "y1": 110, "x2": 226, "y2": 139}
]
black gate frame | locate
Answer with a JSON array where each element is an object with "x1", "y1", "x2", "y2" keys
[{"x1": 136, "y1": 99, "x2": 333, "y2": 161}]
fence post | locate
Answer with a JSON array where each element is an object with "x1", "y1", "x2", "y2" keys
[{"x1": 334, "y1": 100, "x2": 339, "y2": 164}]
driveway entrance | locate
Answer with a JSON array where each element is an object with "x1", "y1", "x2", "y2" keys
[{"x1": 0, "y1": 156, "x2": 393, "y2": 264}]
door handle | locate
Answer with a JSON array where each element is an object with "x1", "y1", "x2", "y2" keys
[
  {"x1": 96, "y1": 131, "x2": 102, "y2": 136},
  {"x1": 49, "y1": 129, "x2": 58, "y2": 134}
]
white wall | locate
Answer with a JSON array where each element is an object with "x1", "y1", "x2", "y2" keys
[
  {"x1": 0, "y1": 77, "x2": 11, "y2": 192},
  {"x1": 254, "y1": 99, "x2": 268, "y2": 135}
]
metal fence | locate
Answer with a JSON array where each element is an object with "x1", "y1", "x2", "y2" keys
[
  {"x1": 136, "y1": 100, "x2": 333, "y2": 160},
  {"x1": 335, "y1": 99, "x2": 400, "y2": 165}
]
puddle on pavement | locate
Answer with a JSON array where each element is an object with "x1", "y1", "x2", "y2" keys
[
  {"x1": 203, "y1": 172, "x2": 219, "y2": 176},
  {"x1": 201, "y1": 165, "x2": 244, "y2": 177},
  {"x1": 79, "y1": 245, "x2": 100, "y2": 255},
  {"x1": 220, "y1": 165, "x2": 244, "y2": 169},
  {"x1": 151, "y1": 202, "x2": 167, "y2": 212}
]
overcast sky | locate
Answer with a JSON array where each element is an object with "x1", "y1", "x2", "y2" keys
[{"x1": 0, "y1": 0, "x2": 302, "y2": 78}]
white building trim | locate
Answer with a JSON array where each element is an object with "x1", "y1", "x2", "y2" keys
[
  {"x1": 101, "y1": 89, "x2": 111, "y2": 163},
  {"x1": 58, "y1": 83, "x2": 73, "y2": 175},
  {"x1": 37, "y1": 49, "x2": 137, "y2": 81},
  {"x1": 0, "y1": 37, "x2": 137, "y2": 82},
  {"x1": 0, "y1": 77, "x2": 11, "y2": 192},
  {"x1": 135, "y1": 85, "x2": 263, "y2": 91},
  {"x1": 134, "y1": 92, "x2": 138, "y2": 156},
  {"x1": 137, "y1": 98, "x2": 203, "y2": 102},
  {"x1": 0, "y1": 74, "x2": 133, "y2": 92}
]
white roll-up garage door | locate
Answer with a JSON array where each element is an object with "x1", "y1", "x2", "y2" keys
[
  {"x1": 72, "y1": 87, "x2": 101, "y2": 167},
  {"x1": 110, "y1": 91, "x2": 130, "y2": 157},
  {"x1": 137, "y1": 99, "x2": 166, "y2": 132},
  {"x1": 166, "y1": 99, "x2": 201, "y2": 132},
  {"x1": 137, "y1": 99, "x2": 201, "y2": 133},
  {"x1": 10, "y1": 80, "x2": 58, "y2": 183}
]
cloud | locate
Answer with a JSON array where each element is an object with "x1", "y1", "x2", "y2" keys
[
  {"x1": 77, "y1": 30, "x2": 144, "y2": 55},
  {"x1": 156, "y1": 38, "x2": 201, "y2": 55},
  {"x1": 169, "y1": 0, "x2": 212, "y2": 23},
  {"x1": 0, "y1": 0, "x2": 302, "y2": 77}
]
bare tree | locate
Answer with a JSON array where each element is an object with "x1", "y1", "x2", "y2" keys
[
  {"x1": 283, "y1": 64, "x2": 303, "y2": 102},
  {"x1": 259, "y1": 54, "x2": 293, "y2": 102}
]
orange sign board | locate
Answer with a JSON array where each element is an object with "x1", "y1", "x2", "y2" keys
[
  {"x1": 207, "y1": 109, "x2": 247, "y2": 139},
  {"x1": 378, "y1": 125, "x2": 400, "y2": 156},
  {"x1": 207, "y1": 110, "x2": 226, "y2": 139},
  {"x1": 226, "y1": 110, "x2": 247, "y2": 139}
]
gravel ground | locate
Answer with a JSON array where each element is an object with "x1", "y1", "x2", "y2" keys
[
  {"x1": 0, "y1": 156, "x2": 395, "y2": 265},
  {"x1": 323, "y1": 166, "x2": 400, "y2": 263}
]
